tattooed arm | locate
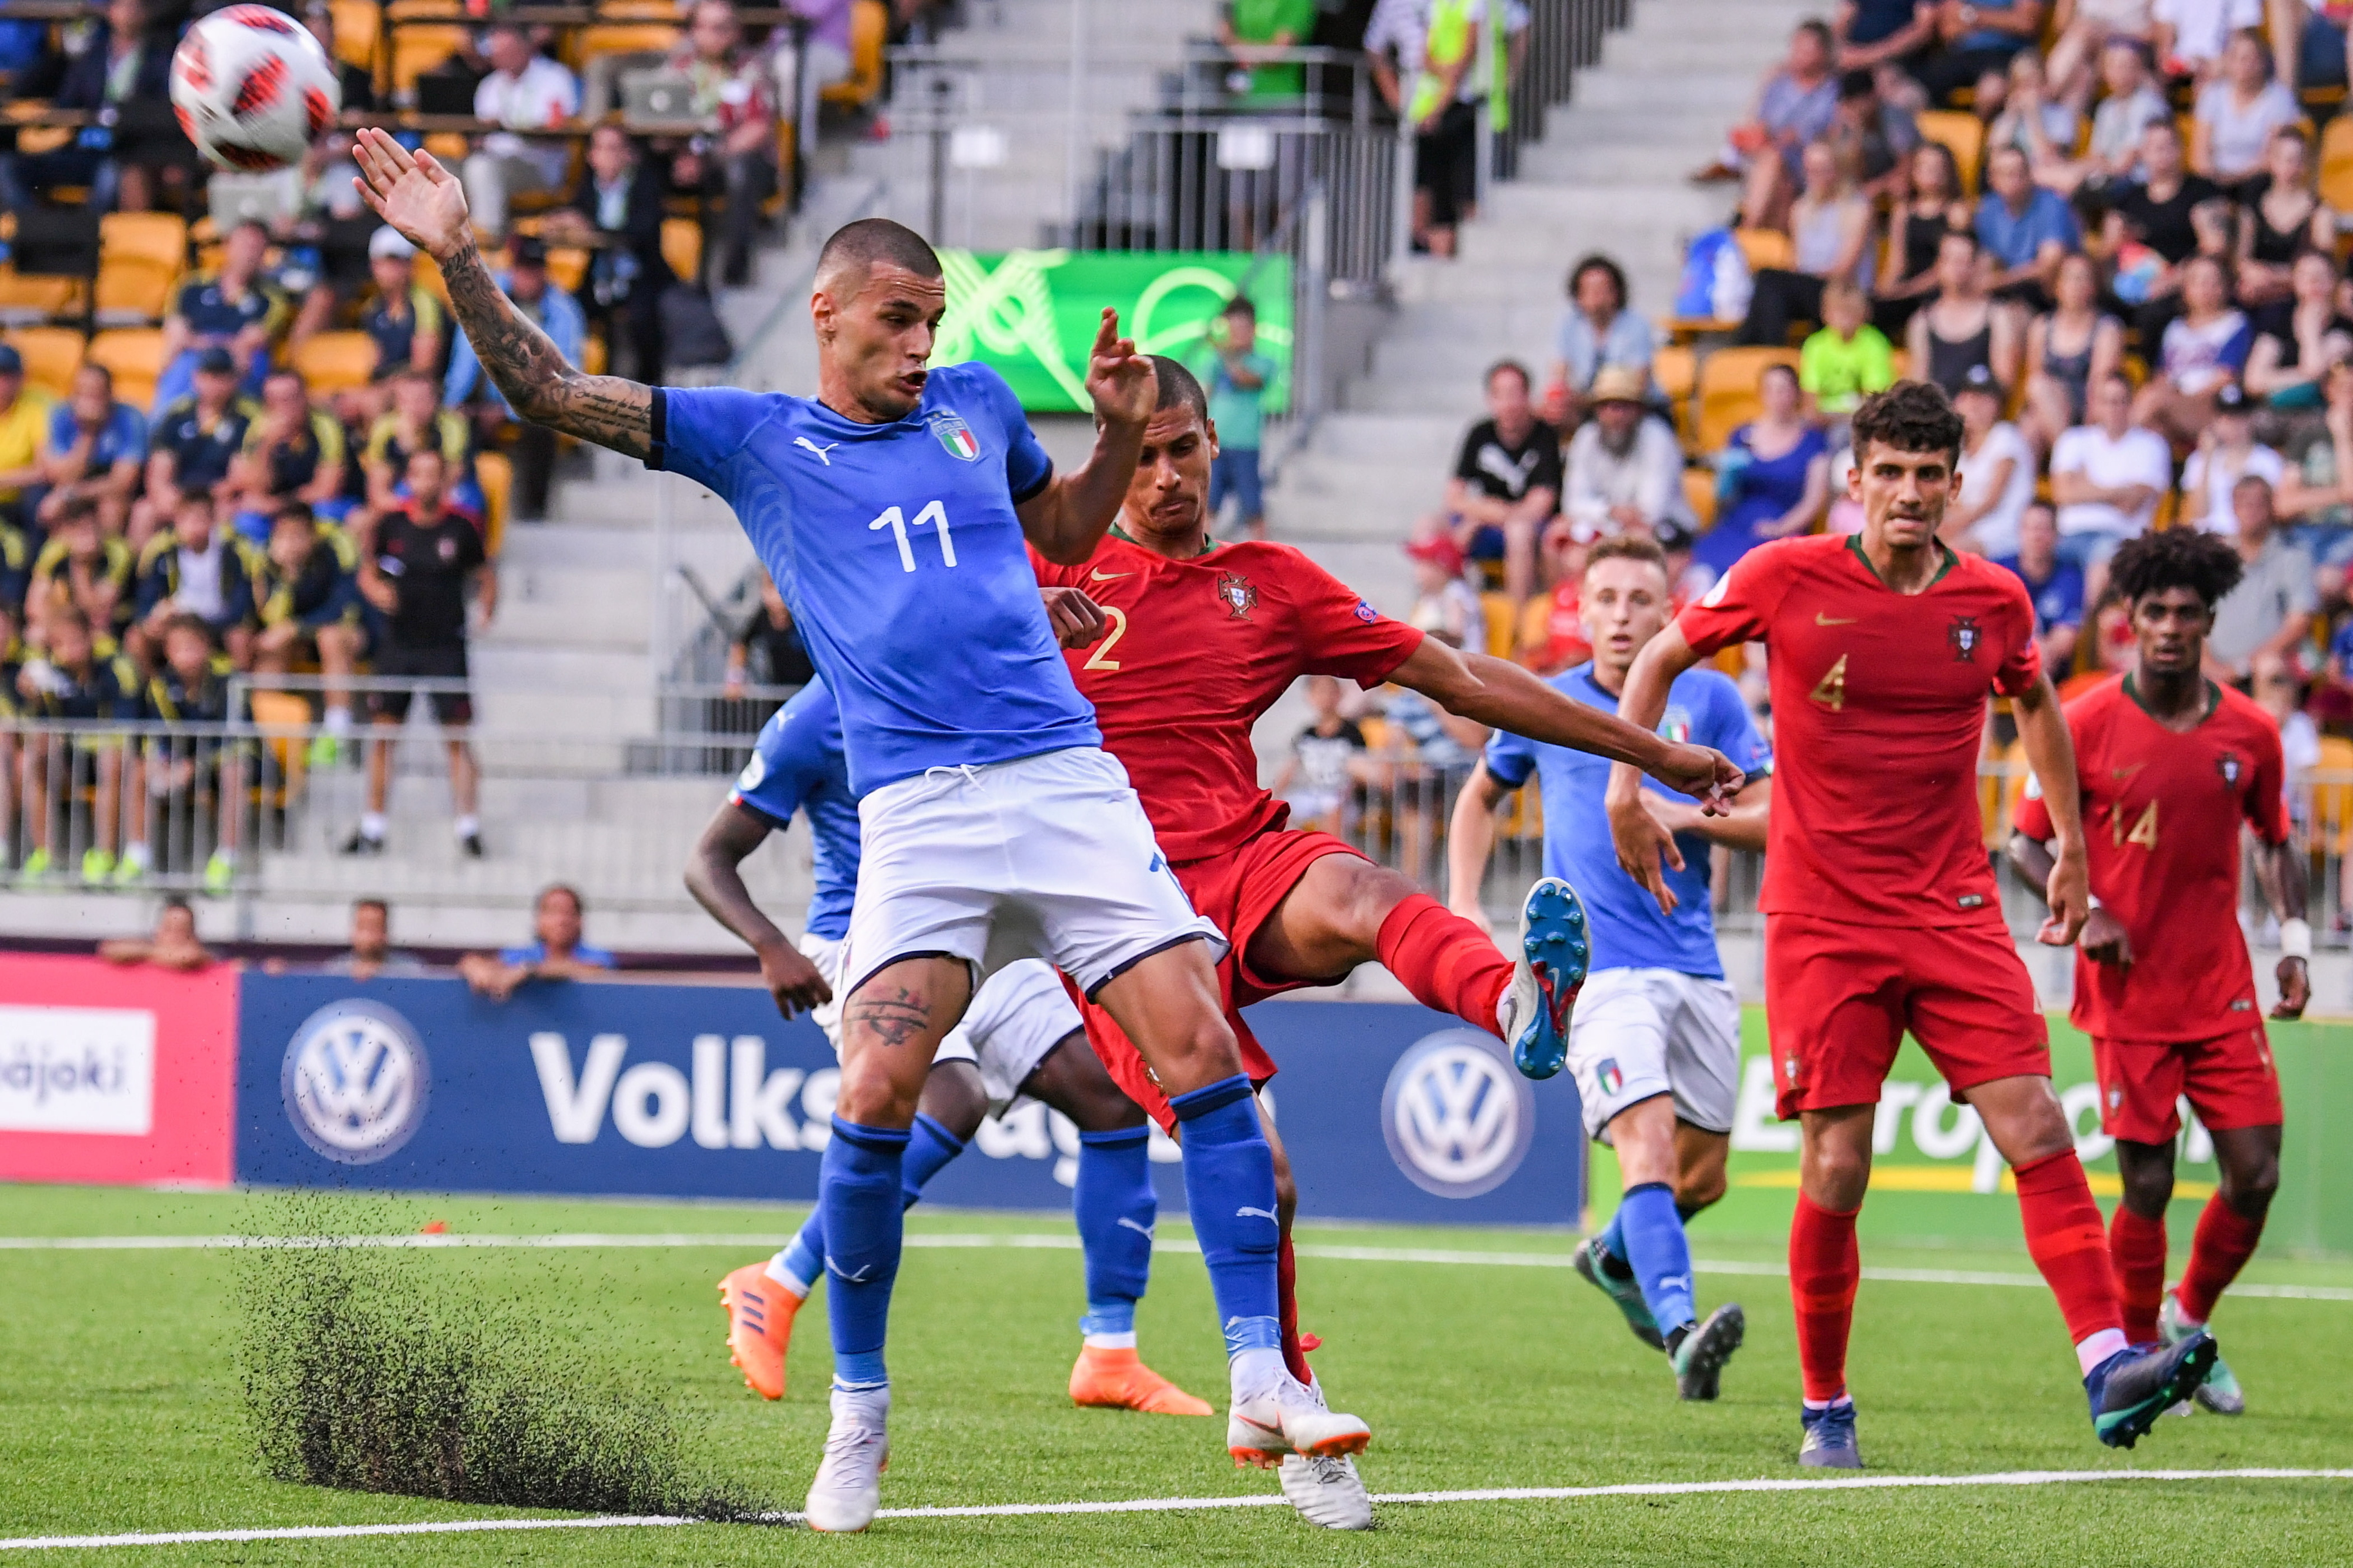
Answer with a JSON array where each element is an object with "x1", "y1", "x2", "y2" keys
[{"x1": 350, "y1": 128, "x2": 652, "y2": 460}]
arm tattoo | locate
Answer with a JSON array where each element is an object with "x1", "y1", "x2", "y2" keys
[
  {"x1": 438, "y1": 239, "x2": 652, "y2": 461},
  {"x1": 844, "y1": 988, "x2": 932, "y2": 1049}
]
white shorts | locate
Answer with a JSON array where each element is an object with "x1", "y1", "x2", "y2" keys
[
  {"x1": 839, "y1": 746, "x2": 1226, "y2": 1000},
  {"x1": 799, "y1": 936, "x2": 1082, "y2": 1115},
  {"x1": 1567, "y1": 967, "x2": 1742, "y2": 1143}
]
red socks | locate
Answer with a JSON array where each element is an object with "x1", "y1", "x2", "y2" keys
[
  {"x1": 1789, "y1": 1192, "x2": 1860, "y2": 1402},
  {"x1": 1277, "y1": 1232, "x2": 1311, "y2": 1384},
  {"x1": 2108, "y1": 1205, "x2": 2167, "y2": 1345},
  {"x1": 2014, "y1": 1150, "x2": 2124, "y2": 1345},
  {"x1": 1377, "y1": 894, "x2": 1514, "y2": 1035},
  {"x1": 2177, "y1": 1193, "x2": 2265, "y2": 1325}
]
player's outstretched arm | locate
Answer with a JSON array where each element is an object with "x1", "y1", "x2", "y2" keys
[
  {"x1": 1602, "y1": 622, "x2": 1710, "y2": 913},
  {"x1": 685, "y1": 800, "x2": 832, "y2": 1019},
  {"x1": 1445, "y1": 763, "x2": 1512, "y2": 927},
  {"x1": 351, "y1": 129, "x2": 652, "y2": 461},
  {"x1": 1390, "y1": 638, "x2": 1742, "y2": 803},
  {"x1": 2012, "y1": 673, "x2": 2091, "y2": 946},
  {"x1": 1017, "y1": 309, "x2": 1154, "y2": 563}
]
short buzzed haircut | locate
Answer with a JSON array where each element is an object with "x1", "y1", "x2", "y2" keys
[
  {"x1": 1851, "y1": 380, "x2": 1965, "y2": 465},
  {"x1": 1149, "y1": 354, "x2": 1208, "y2": 423},
  {"x1": 816, "y1": 218, "x2": 942, "y2": 285}
]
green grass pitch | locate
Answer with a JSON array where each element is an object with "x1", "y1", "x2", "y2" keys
[{"x1": 2, "y1": 1174, "x2": 2349, "y2": 1566}]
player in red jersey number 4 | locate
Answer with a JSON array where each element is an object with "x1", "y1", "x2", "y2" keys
[
  {"x1": 2009, "y1": 527, "x2": 2306, "y2": 1419},
  {"x1": 1605, "y1": 382, "x2": 2219, "y2": 1467}
]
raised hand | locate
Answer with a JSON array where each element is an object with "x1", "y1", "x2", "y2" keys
[
  {"x1": 1085, "y1": 307, "x2": 1156, "y2": 428},
  {"x1": 351, "y1": 127, "x2": 472, "y2": 262}
]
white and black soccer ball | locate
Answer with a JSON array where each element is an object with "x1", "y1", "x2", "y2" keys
[{"x1": 170, "y1": 5, "x2": 341, "y2": 174}]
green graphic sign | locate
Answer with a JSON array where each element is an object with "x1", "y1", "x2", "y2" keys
[{"x1": 932, "y1": 249, "x2": 1294, "y2": 415}]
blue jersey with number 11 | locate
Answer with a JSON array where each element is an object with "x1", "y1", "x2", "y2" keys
[{"x1": 648, "y1": 363, "x2": 1101, "y2": 796}]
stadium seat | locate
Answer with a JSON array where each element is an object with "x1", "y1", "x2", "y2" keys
[
  {"x1": 1917, "y1": 110, "x2": 1985, "y2": 195},
  {"x1": 822, "y1": 0, "x2": 889, "y2": 108},
  {"x1": 1653, "y1": 343, "x2": 1696, "y2": 443},
  {"x1": 291, "y1": 331, "x2": 379, "y2": 395},
  {"x1": 661, "y1": 216, "x2": 703, "y2": 288},
  {"x1": 85, "y1": 327, "x2": 167, "y2": 411},
  {"x1": 0, "y1": 263, "x2": 85, "y2": 316},
  {"x1": 329, "y1": 0, "x2": 380, "y2": 72},
  {"x1": 391, "y1": 22, "x2": 470, "y2": 95},
  {"x1": 2323, "y1": 118, "x2": 2353, "y2": 214},
  {"x1": 571, "y1": 15, "x2": 680, "y2": 69},
  {"x1": 1980, "y1": 738, "x2": 2027, "y2": 848},
  {"x1": 2314, "y1": 737, "x2": 2353, "y2": 854},
  {"x1": 1731, "y1": 228, "x2": 1794, "y2": 275},
  {"x1": 95, "y1": 212, "x2": 186, "y2": 322},
  {"x1": 249, "y1": 689, "x2": 314, "y2": 810},
  {"x1": 4, "y1": 326, "x2": 87, "y2": 399},
  {"x1": 1695, "y1": 345, "x2": 1801, "y2": 452},
  {"x1": 1684, "y1": 466, "x2": 1718, "y2": 531},
  {"x1": 1479, "y1": 592, "x2": 1516, "y2": 659},
  {"x1": 475, "y1": 449, "x2": 512, "y2": 559},
  {"x1": 544, "y1": 244, "x2": 590, "y2": 293}
]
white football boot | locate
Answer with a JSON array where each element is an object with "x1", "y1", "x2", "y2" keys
[
  {"x1": 803, "y1": 1383, "x2": 890, "y2": 1533},
  {"x1": 1276, "y1": 1380, "x2": 1373, "y2": 1529},
  {"x1": 1229, "y1": 1372, "x2": 1371, "y2": 1469}
]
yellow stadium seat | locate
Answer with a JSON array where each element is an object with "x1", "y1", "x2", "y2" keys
[
  {"x1": 2153, "y1": 488, "x2": 2178, "y2": 531},
  {"x1": 661, "y1": 215, "x2": 702, "y2": 286},
  {"x1": 391, "y1": 23, "x2": 469, "y2": 94},
  {"x1": 249, "y1": 688, "x2": 313, "y2": 809},
  {"x1": 1731, "y1": 228, "x2": 1794, "y2": 275},
  {"x1": 2323, "y1": 118, "x2": 2353, "y2": 215},
  {"x1": 546, "y1": 245, "x2": 589, "y2": 294},
  {"x1": 1654, "y1": 342, "x2": 1696, "y2": 443},
  {"x1": 581, "y1": 332, "x2": 608, "y2": 376},
  {"x1": 2314, "y1": 736, "x2": 2353, "y2": 854},
  {"x1": 1684, "y1": 466, "x2": 1718, "y2": 531},
  {"x1": 1981, "y1": 738, "x2": 2028, "y2": 848},
  {"x1": 572, "y1": 17, "x2": 679, "y2": 68},
  {"x1": 329, "y1": 0, "x2": 379, "y2": 71},
  {"x1": 414, "y1": 251, "x2": 451, "y2": 306},
  {"x1": 4, "y1": 326, "x2": 88, "y2": 400},
  {"x1": 95, "y1": 211, "x2": 186, "y2": 321},
  {"x1": 0, "y1": 263, "x2": 86, "y2": 316},
  {"x1": 1479, "y1": 592, "x2": 1516, "y2": 659},
  {"x1": 85, "y1": 328, "x2": 167, "y2": 412},
  {"x1": 474, "y1": 449, "x2": 512, "y2": 559},
  {"x1": 1695, "y1": 345, "x2": 1802, "y2": 453},
  {"x1": 822, "y1": 0, "x2": 889, "y2": 108},
  {"x1": 1917, "y1": 110, "x2": 1986, "y2": 196},
  {"x1": 291, "y1": 331, "x2": 379, "y2": 395}
]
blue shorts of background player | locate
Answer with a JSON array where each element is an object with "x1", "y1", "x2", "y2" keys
[{"x1": 1209, "y1": 446, "x2": 1264, "y2": 532}]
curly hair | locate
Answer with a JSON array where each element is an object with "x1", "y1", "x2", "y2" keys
[
  {"x1": 2107, "y1": 527, "x2": 2244, "y2": 610},
  {"x1": 1849, "y1": 379, "x2": 1965, "y2": 464}
]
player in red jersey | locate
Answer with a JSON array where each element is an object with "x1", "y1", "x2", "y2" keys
[
  {"x1": 1031, "y1": 357, "x2": 1743, "y2": 1529},
  {"x1": 2008, "y1": 526, "x2": 2307, "y2": 1418},
  {"x1": 1604, "y1": 382, "x2": 2218, "y2": 1466}
]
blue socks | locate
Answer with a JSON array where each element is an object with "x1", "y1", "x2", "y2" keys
[
  {"x1": 1075, "y1": 1126, "x2": 1155, "y2": 1340},
  {"x1": 1615, "y1": 1180, "x2": 1698, "y2": 1335},
  {"x1": 1168, "y1": 1075, "x2": 1281, "y2": 1359},
  {"x1": 775, "y1": 1112, "x2": 969, "y2": 1297},
  {"x1": 818, "y1": 1116, "x2": 909, "y2": 1389}
]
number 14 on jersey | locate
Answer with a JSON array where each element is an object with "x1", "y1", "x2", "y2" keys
[{"x1": 870, "y1": 501, "x2": 957, "y2": 572}]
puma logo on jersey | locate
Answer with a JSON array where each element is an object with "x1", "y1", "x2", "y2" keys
[
  {"x1": 794, "y1": 437, "x2": 838, "y2": 465},
  {"x1": 1814, "y1": 613, "x2": 1858, "y2": 626},
  {"x1": 1090, "y1": 569, "x2": 1132, "y2": 581},
  {"x1": 825, "y1": 1256, "x2": 874, "y2": 1283}
]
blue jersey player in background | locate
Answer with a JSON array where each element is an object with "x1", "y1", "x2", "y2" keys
[
  {"x1": 684, "y1": 678, "x2": 1214, "y2": 1420},
  {"x1": 1449, "y1": 535, "x2": 1775, "y2": 1403},
  {"x1": 354, "y1": 131, "x2": 1363, "y2": 1532}
]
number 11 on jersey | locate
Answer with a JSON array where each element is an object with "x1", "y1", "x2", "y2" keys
[{"x1": 869, "y1": 501, "x2": 958, "y2": 572}]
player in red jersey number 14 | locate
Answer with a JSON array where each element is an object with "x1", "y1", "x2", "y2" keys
[
  {"x1": 2009, "y1": 527, "x2": 2307, "y2": 1418},
  {"x1": 1602, "y1": 382, "x2": 2220, "y2": 1466}
]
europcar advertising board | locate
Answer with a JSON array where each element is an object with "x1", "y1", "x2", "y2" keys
[{"x1": 232, "y1": 976, "x2": 1582, "y2": 1225}]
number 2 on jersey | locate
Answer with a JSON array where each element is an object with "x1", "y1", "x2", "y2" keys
[
  {"x1": 1082, "y1": 606, "x2": 1129, "y2": 671},
  {"x1": 869, "y1": 500, "x2": 958, "y2": 572}
]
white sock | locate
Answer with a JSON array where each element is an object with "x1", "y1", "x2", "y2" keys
[
  {"x1": 1084, "y1": 1330, "x2": 1137, "y2": 1351},
  {"x1": 764, "y1": 1254, "x2": 814, "y2": 1298},
  {"x1": 1802, "y1": 1394, "x2": 1847, "y2": 1412},
  {"x1": 454, "y1": 815, "x2": 480, "y2": 840},
  {"x1": 325, "y1": 706, "x2": 352, "y2": 736},
  {"x1": 2076, "y1": 1328, "x2": 2131, "y2": 1378},
  {"x1": 1230, "y1": 1346, "x2": 1287, "y2": 1395},
  {"x1": 360, "y1": 811, "x2": 387, "y2": 840}
]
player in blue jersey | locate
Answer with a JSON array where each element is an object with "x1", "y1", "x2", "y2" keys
[
  {"x1": 352, "y1": 133, "x2": 1431, "y2": 1530},
  {"x1": 685, "y1": 677, "x2": 1212, "y2": 1419},
  {"x1": 1447, "y1": 535, "x2": 1775, "y2": 1401}
]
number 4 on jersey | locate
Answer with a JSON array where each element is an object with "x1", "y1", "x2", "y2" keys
[
  {"x1": 1809, "y1": 653, "x2": 1848, "y2": 712},
  {"x1": 869, "y1": 500, "x2": 958, "y2": 572},
  {"x1": 2113, "y1": 799, "x2": 2158, "y2": 851}
]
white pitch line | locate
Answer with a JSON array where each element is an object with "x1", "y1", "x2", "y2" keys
[
  {"x1": 4, "y1": 1469, "x2": 2348, "y2": 1549},
  {"x1": 3, "y1": 1233, "x2": 2348, "y2": 1301}
]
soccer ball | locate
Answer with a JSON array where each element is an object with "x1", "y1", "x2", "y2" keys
[{"x1": 170, "y1": 5, "x2": 341, "y2": 174}]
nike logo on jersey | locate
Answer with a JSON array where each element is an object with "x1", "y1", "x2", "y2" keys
[
  {"x1": 1090, "y1": 569, "x2": 1132, "y2": 581},
  {"x1": 1116, "y1": 1217, "x2": 1156, "y2": 1238},
  {"x1": 794, "y1": 437, "x2": 839, "y2": 465},
  {"x1": 1814, "y1": 613, "x2": 1858, "y2": 626},
  {"x1": 2111, "y1": 763, "x2": 2147, "y2": 780},
  {"x1": 1236, "y1": 1206, "x2": 1279, "y2": 1222}
]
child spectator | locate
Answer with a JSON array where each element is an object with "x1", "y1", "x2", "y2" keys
[
  {"x1": 362, "y1": 371, "x2": 477, "y2": 526},
  {"x1": 1799, "y1": 279, "x2": 1895, "y2": 425},
  {"x1": 130, "y1": 613, "x2": 242, "y2": 892},
  {"x1": 1271, "y1": 673, "x2": 1369, "y2": 833},
  {"x1": 2180, "y1": 383, "x2": 2285, "y2": 532},
  {"x1": 1992, "y1": 501, "x2": 2087, "y2": 674},
  {"x1": 1204, "y1": 297, "x2": 1277, "y2": 539},
  {"x1": 38, "y1": 364, "x2": 144, "y2": 542},
  {"x1": 132, "y1": 488, "x2": 256, "y2": 669},
  {"x1": 253, "y1": 504, "x2": 364, "y2": 753},
  {"x1": 1404, "y1": 532, "x2": 1487, "y2": 653},
  {"x1": 28, "y1": 501, "x2": 133, "y2": 649},
  {"x1": 16, "y1": 606, "x2": 139, "y2": 884}
]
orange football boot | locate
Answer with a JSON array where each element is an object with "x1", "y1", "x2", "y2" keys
[
  {"x1": 718, "y1": 1262, "x2": 802, "y2": 1400},
  {"x1": 1068, "y1": 1345, "x2": 1215, "y2": 1416}
]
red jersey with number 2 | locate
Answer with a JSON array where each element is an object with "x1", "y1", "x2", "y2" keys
[
  {"x1": 1030, "y1": 536, "x2": 1424, "y2": 862},
  {"x1": 1676, "y1": 534, "x2": 2042, "y2": 927},
  {"x1": 2012, "y1": 675, "x2": 2287, "y2": 1041}
]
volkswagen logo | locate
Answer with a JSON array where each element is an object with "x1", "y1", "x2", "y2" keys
[
  {"x1": 281, "y1": 1000, "x2": 431, "y2": 1165},
  {"x1": 1380, "y1": 1029, "x2": 1534, "y2": 1199}
]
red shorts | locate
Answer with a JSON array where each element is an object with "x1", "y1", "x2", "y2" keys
[
  {"x1": 2092, "y1": 1027, "x2": 2284, "y2": 1145},
  {"x1": 1076, "y1": 826, "x2": 1366, "y2": 1131},
  {"x1": 1765, "y1": 912, "x2": 2050, "y2": 1120}
]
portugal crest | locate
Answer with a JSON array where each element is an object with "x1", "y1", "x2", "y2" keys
[
  {"x1": 1218, "y1": 572, "x2": 1257, "y2": 618},
  {"x1": 1948, "y1": 614, "x2": 1981, "y2": 662},
  {"x1": 928, "y1": 409, "x2": 981, "y2": 461},
  {"x1": 2217, "y1": 751, "x2": 2244, "y2": 788}
]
